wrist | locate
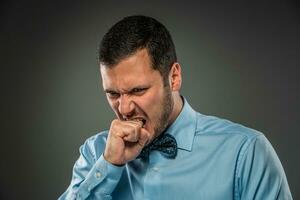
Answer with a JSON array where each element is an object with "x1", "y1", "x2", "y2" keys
[{"x1": 103, "y1": 153, "x2": 125, "y2": 166}]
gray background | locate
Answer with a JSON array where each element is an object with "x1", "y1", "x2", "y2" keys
[{"x1": 1, "y1": 0, "x2": 299, "y2": 199}]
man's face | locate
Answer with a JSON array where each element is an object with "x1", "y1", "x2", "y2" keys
[{"x1": 100, "y1": 49, "x2": 174, "y2": 142}]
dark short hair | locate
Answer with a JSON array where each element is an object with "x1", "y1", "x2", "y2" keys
[{"x1": 98, "y1": 15, "x2": 177, "y2": 84}]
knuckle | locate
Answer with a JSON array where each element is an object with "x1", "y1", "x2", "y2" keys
[
  {"x1": 111, "y1": 119, "x2": 119, "y2": 126},
  {"x1": 110, "y1": 120, "x2": 122, "y2": 137},
  {"x1": 134, "y1": 126, "x2": 140, "y2": 134},
  {"x1": 131, "y1": 125, "x2": 140, "y2": 134},
  {"x1": 111, "y1": 119, "x2": 122, "y2": 130}
]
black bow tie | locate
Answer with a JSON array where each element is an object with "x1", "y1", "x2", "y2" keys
[{"x1": 137, "y1": 133, "x2": 177, "y2": 159}]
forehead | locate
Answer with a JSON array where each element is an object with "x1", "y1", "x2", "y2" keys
[{"x1": 100, "y1": 49, "x2": 162, "y2": 90}]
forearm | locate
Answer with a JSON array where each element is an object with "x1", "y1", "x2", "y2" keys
[{"x1": 59, "y1": 155, "x2": 124, "y2": 200}]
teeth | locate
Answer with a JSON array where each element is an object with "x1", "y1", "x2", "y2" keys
[
  {"x1": 124, "y1": 117, "x2": 146, "y2": 127},
  {"x1": 133, "y1": 118, "x2": 146, "y2": 126}
]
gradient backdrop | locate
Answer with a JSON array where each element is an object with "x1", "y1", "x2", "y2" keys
[{"x1": 1, "y1": 0, "x2": 299, "y2": 199}]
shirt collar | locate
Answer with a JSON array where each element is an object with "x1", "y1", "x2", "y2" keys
[{"x1": 165, "y1": 97, "x2": 197, "y2": 151}]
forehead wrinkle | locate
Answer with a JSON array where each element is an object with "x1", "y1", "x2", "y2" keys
[
  {"x1": 101, "y1": 48, "x2": 162, "y2": 93},
  {"x1": 103, "y1": 73, "x2": 143, "y2": 93}
]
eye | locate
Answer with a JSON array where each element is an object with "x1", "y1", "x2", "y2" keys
[
  {"x1": 131, "y1": 88, "x2": 147, "y2": 95},
  {"x1": 107, "y1": 91, "x2": 120, "y2": 98}
]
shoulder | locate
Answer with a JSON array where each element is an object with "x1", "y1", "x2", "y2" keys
[
  {"x1": 80, "y1": 130, "x2": 109, "y2": 161},
  {"x1": 84, "y1": 130, "x2": 109, "y2": 146},
  {"x1": 193, "y1": 112, "x2": 282, "y2": 174},
  {"x1": 192, "y1": 112, "x2": 270, "y2": 158},
  {"x1": 194, "y1": 112, "x2": 279, "y2": 166},
  {"x1": 195, "y1": 113, "x2": 262, "y2": 140}
]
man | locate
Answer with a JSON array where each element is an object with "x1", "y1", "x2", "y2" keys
[{"x1": 59, "y1": 15, "x2": 292, "y2": 200}]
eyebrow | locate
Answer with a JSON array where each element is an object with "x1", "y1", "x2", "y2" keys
[
  {"x1": 104, "y1": 86, "x2": 149, "y2": 94},
  {"x1": 104, "y1": 89, "x2": 117, "y2": 93}
]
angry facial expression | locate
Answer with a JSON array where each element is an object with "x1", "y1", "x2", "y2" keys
[{"x1": 100, "y1": 49, "x2": 174, "y2": 143}]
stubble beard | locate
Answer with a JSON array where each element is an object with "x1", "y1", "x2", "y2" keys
[{"x1": 153, "y1": 85, "x2": 174, "y2": 138}]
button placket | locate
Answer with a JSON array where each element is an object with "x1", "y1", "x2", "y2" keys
[{"x1": 96, "y1": 172, "x2": 102, "y2": 178}]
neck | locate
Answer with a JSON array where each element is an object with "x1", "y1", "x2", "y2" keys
[{"x1": 168, "y1": 93, "x2": 183, "y2": 125}]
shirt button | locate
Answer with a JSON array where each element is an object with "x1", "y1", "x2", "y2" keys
[
  {"x1": 152, "y1": 167, "x2": 159, "y2": 172},
  {"x1": 96, "y1": 172, "x2": 102, "y2": 178}
]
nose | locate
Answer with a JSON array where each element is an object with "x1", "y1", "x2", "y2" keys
[{"x1": 118, "y1": 94, "x2": 135, "y2": 118}]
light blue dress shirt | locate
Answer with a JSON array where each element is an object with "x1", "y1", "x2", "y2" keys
[{"x1": 59, "y1": 98, "x2": 292, "y2": 200}]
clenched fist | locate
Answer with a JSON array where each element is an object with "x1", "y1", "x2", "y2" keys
[{"x1": 104, "y1": 119, "x2": 151, "y2": 165}]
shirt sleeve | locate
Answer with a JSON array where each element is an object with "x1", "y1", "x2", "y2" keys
[
  {"x1": 236, "y1": 134, "x2": 293, "y2": 200},
  {"x1": 58, "y1": 137, "x2": 125, "y2": 200}
]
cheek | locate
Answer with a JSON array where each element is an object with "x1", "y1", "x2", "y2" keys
[{"x1": 139, "y1": 88, "x2": 164, "y2": 115}]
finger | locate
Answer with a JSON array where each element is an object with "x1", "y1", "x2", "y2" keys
[
  {"x1": 125, "y1": 120, "x2": 143, "y2": 127},
  {"x1": 138, "y1": 128, "x2": 151, "y2": 147},
  {"x1": 110, "y1": 119, "x2": 128, "y2": 138},
  {"x1": 122, "y1": 123, "x2": 141, "y2": 142}
]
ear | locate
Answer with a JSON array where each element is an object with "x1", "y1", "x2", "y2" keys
[{"x1": 169, "y1": 62, "x2": 182, "y2": 91}]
